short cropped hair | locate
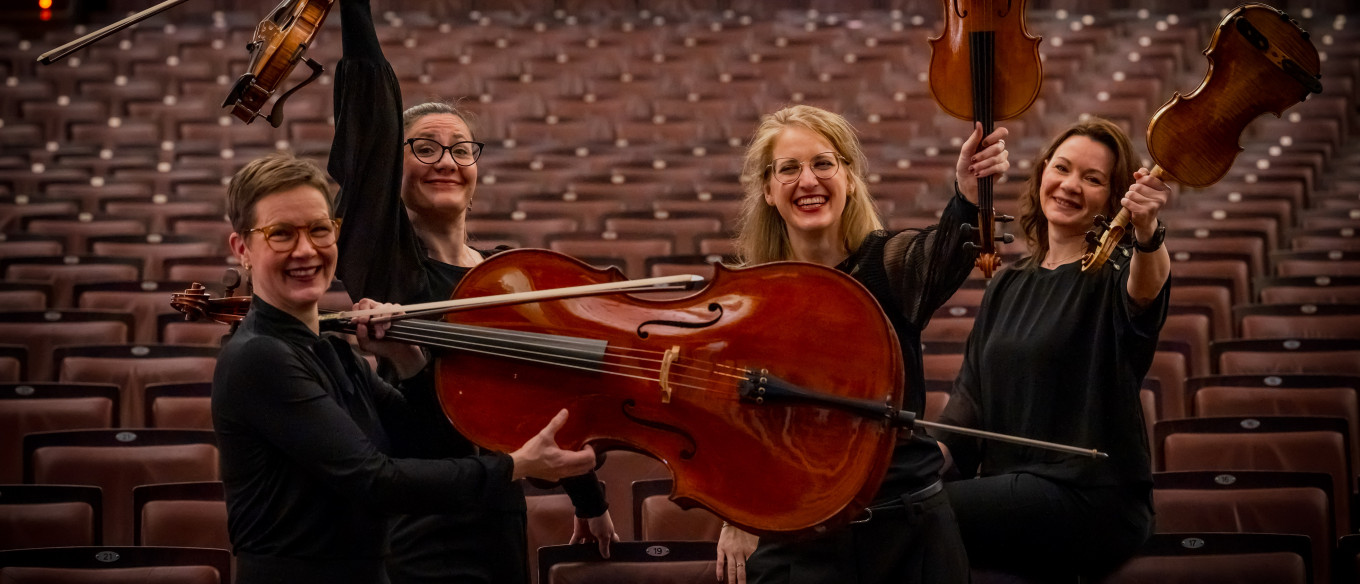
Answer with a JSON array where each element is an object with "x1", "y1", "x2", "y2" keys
[{"x1": 226, "y1": 152, "x2": 333, "y2": 234}]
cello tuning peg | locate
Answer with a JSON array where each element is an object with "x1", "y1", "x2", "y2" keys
[
  {"x1": 962, "y1": 241, "x2": 979, "y2": 251},
  {"x1": 996, "y1": 214, "x2": 1015, "y2": 223},
  {"x1": 997, "y1": 233, "x2": 1014, "y2": 244},
  {"x1": 959, "y1": 223, "x2": 976, "y2": 237}
]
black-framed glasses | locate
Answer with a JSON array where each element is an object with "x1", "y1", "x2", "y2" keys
[
  {"x1": 404, "y1": 138, "x2": 484, "y2": 166},
  {"x1": 243, "y1": 218, "x2": 342, "y2": 253},
  {"x1": 768, "y1": 151, "x2": 843, "y2": 184}
]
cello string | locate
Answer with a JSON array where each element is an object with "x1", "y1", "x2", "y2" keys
[
  {"x1": 389, "y1": 318, "x2": 755, "y2": 380},
  {"x1": 376, "y1": 327, "x2": 744, "y2": 396}
]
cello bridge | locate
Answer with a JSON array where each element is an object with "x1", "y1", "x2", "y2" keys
[{"x1": 659, "y1": 345, "x2": 680, "y2": 403}]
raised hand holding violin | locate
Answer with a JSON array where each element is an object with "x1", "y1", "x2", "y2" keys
[
  {"x1": 1082, "y1": 3, "x2": 1321, "y2": 271},
  {"x1": 222, "y1": 0, "x2": 335, "y2": 126}
]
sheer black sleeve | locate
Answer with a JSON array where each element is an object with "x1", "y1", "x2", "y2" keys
[
  {"x1": 882, "y1": 188, "x2": 981, "y2": 329},
  {"x1": 329, "y1": 0, "x2": 427, "y2": 304}
]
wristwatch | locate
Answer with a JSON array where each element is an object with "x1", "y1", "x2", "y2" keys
[{"x1": 1134, "y1": 220, "x2": 1166, "y2": 253}]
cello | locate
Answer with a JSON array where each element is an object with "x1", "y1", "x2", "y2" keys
[
  {"x1": 928, "y1": 0, "x2": 1043, "y2": 277},
  {"x1": 1082, "y1": 3, "x2": 1322, "y2": 271},
  {"x1": 173, "y1": 250, "x2": 1104, "y2": 536}
]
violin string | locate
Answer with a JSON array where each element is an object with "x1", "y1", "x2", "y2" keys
[{"x1": 390, "y1": 319, "x2": 754, "y2": 380}]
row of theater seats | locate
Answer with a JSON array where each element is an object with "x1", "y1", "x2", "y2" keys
[{"x1": 3, "y1": 2, "x2": 1359, "y2": 583}]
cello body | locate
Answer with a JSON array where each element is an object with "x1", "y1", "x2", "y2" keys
[{"x1": 434, "y1": 249, "x2": 903, "y2": 536}]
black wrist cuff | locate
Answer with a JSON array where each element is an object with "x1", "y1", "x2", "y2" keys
[{"x1": 1134, "y1": 220, "x2": 1166, "y2": 253}]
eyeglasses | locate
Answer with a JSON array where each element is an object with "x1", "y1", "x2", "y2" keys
[
  {"x1": 243, "y1": 218, "x2": 342, "y2": 253},
  {"x1": 768, "y1": 152, "x2": 844, "y2": 184},
  {"x1": 404, "y1": 138, "x2": 484, "y2": 166}
]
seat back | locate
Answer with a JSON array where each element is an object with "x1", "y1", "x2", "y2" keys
[
  {"x1": 596, "y1": 450, "x2": 669, "y2": 541},
  {"x1": 524, "y1": 483, "x2": 579, "y2": 584},
  {"x1": 75, "y1": 282, "x2": 210, "y2": 344},
  {"x1": 0, "y1": 546, "x2": 230, "y2": 584},
  {"x1": 1236, "y1": 303, "x2": 1360, "y2": 339},
  {"x1": 0, "y1": 484, "x2": 102, "y2": 550},
  {"x1": 1152, "y1": 470, "x2": 1333, "y2": 584},
  {"x1": 1104, "y1": 533, "x2": 1310, "y2": 584},
  {"x1": 132, "y1": 481, "x2": 228, "y2": 549},
  {"x1": 1, "y1": 256, "x2": 142, "y2": 308},
  {"x1": 24, "y1": 429, "x2": 219, "y2": 546},
  {"x1": 0, "y1": 312, "x2": 133, "y2": 382},
  {"x1": 55, "y1": 344, "x2": 218, "y2": 428},
  {"x1": 1213, "y1": 338, "x2": 1360, "y2": 376},
  {"x1": 0, "y1": 345, "x2": 24, "y2": 382},
  {"x1": 1154, "y1": 416, "x2": 1351, "y2": 534},
  {"x1": 539, "y1": 540, "x2": 716, "y2": 584},
  {"x1": 0, "y1": 383, "x2": 118, "y2": 483},
  {"x1": 632, "y1": 478, "x2": 721, "y2": 542},
  {"x1": 144, "y1": 382, "x2": 214, "y2": 430}
]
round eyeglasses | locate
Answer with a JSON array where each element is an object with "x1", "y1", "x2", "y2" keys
[
  {"x1": 768, "y1": 152, "x2": 844, "y2": 184},
  {"x1": 404, "y1": 138, "x2": 484, "y2": 166},
  {"x1": 243, "y1": 218, "x2": 342, "y2": 253}
]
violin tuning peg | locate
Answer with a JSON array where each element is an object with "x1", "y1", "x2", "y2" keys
[
  {"x1": 962, "y1": 241, "x2": 979, "y2": 251},
  {"x1": 1085, "y1": 231, "x2": 1101, "y2": 245}
]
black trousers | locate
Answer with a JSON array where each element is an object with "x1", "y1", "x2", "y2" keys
[
  {"x1": 944, "y1": 472, "x2": 1153, "y2": 580},
  {"x1": 746, "y1": 485, "x2": 969, "y2": 584},
  {"x1": 385, "y1": 510, "x2": 529, "y2": 584}
]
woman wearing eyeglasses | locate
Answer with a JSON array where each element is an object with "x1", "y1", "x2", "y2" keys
[
  {"x1": 214, "y1": 152, "x2": 599, "y2": 584},
  {"x1": 715, "y1": 105, "x2": 1009, "y2": 584},
  {"x1": 325, "y1": 1, "x2": 615, "y2": 582}
]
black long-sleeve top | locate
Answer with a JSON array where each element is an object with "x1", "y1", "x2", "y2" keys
[
  {"x1": 327, "y1": 0, "x2": 605, "y2": 517},
  {"x1": 212, "y1": 297, "x2": 512, "y2": 582},
  {"x1": 841, "y1": 191, "x2": 980, "y2": 500},
  {"x1": 936, "y1": 248, "x2": 1168, "y2": 489}
]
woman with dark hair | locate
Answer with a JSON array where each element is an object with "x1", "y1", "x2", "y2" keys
[
  {"x1": 213, "y1": 152, "x2": 598, "y2": 584},
  {"x1": 326, "y1": 2, "x2": 615, "y2": 582},
  {"x1": 717, "y1": 104, "x2": 1010, "y2": 584},
  {"x1": 936, "y1": 116, "x2": 1171, "y2": 581}
]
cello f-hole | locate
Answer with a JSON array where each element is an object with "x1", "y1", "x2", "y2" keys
[
  {"x1": 621, "y1": 399, "x2": 698, "y2": 459},
  {"x1": 636, "y1": 303, "x2": 724, "y2": 339},
  {"x1": 952, "y1": 0, "x2": 967, "y2": 19}
]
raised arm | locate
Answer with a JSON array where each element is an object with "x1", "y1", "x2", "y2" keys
[{"x1": 329, "y1": 0, "x2": 426, "y2": 304}]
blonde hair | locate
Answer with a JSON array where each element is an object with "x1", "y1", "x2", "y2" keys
[
  {"x1": 1017, "y1": 117, "x2": 1137, "y2": 268},
  {"x1": 735, "y1": 105, "x2": 882, "y2": 265},
  {"x1": 402, "y1": 101, "x2": 477, "y2": 139},
  {"x1": 226, "y1": 152, "x2": 332, "y2": 234}
]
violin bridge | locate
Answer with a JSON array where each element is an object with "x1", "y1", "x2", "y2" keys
[{"x1": 659, "y1": 345, "x2": 680, "y2": 403}]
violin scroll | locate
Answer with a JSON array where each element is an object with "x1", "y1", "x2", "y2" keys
[{"x1": 1080, "y1": 210, "x2": 1130, "y2": 272}]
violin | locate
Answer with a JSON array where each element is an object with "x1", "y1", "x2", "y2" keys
[
  {"x1": 222, "y1": 0, "x2": 335, "y2": 127},
  {"x1": 173, "y1": 250, "x2": 1104, "y2": 535},
  {"x1": 928, "y1": 0, "x2": 1042, "y2": 277},
  {"x1": 1082, "y1": 3, "x2": 1322, "y2": 271}
]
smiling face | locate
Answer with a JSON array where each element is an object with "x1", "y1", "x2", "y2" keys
[
  {"x1": 229, "y1": 184, "x2": 337, "y2": 322},
  {"x1": 1039, "y1": 135, "x2": 1116, "y2": 238},
  {"x1": 401, "y1": 113, "x2": 478, "y2": 220},
  {"x1": 763, "y1": 125, "x2": 848, "y2": 241}
]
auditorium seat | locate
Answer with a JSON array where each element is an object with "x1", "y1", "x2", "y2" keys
[
  {"x1": 466, "y1": 212, "x2": 580, "y2": 249},
  {"x1": 44, "y1": 181, "x2": 155, "y2": 214},
  {"x1": 0, "y1": 382, "x2": 119, "y2": 484},
  {"x1": 524, "y1": 483, "x2": 580, "y2": 584},
  {"x1": 538, "y1": 540, "x2": 716, "y2": 584},
  {"x1": 1148, "y1": 346, "x2": 1190, "y2": 420},
  {"x1": 922, "y1": 305, "x2": 977, "y2": 344},
  {"x1": 603, "y1": 210, "x2": 726, "y2": 256},
  {"x1": 0, "y1": 545, "x2": 231, "y2": 584},
  {"x1": 632, "y1": 478, "x2": 722, "y2": 541},
  {"x1": 0, "y1": 282, "x2": 50, "y2": 312},
  {"x1": 596, "y1": 450, "x2": 669, "y2": 542},
  {"x1": 76, "y1": 281, "x2": 213, "y2": 344},
  {"x1": 144, "y1": 382, "x2": 213, "y2": 430},
  {"x1": 132, "y1": 481, "x2": 228, "y2": 549},
  {"x1": 158, "y1": 313, "x2": 232, "y2": 346},
  {"x1": 1187, "y1": 373, "x2": 1360, "y2": 481},
  {"x1": 0, "y1": 311, "x2": 133, "y2": 382},
  {"x1": 1256, "y1": 275, "x2": 1360, "y2": 304},
  {"x1": 548, "y1": 233, "x2": 675, "y2": 280},
  {"x1": 0, "y1": 200, "x2": 78, "y2": 233},
  {"x1": 1162, "y1": 309, "x2": 1212, "y2": 378},
  {"x1": 54, "y1": 344, "x2": 218, "y2": 428},
  {"x1": 163, "y1": 256, "x2": 241, "y2": 285},
  {"x1": 101, "y1": 198, "x2": 222, "y2": 236},
  {"x1": 1, "y1": 255, "x2": 143, "y2": 308},
  {"x1": 1169, "y1": 278, "x2": 1234, "y2": 339},
  {"x1": 0, "y1": 346, "x2": 23, "y2": 382},
  {"x1": 0, "y1": 483, "x2": 103, "y2": 550},
  {"x1": 1338, "y1": 534, "x2": 1360, "y2": 584},
  {"x1": 1290, "y1": 227, "x2": 1360, "y2": 252},
  {"x1": 1273, "y1": 250, "x2": 1360, "y2": 277},
  {"x1": 1236, "y1": 303, "x2": 1360, "y2": 340},
  {"x1": 922, "y1": 341, "x2": 966, "y2": 384},
  {"x1": 1212, "y1": 338, "x2": 1360, "y2": 376},
  {"x1": 23, "y1": 428, "x2": 219, "y2": 546},
  {"x1": 1168, "y1": 251, "x2": 1252, "y2": 305},
  {"x1": 1153, "y1": 416, "x2": 1350, "y2": 534},
  {"x1": 1152, "y1": 470, "x2": 1334, "y2": 584},
  {"x1": 1103, "y1": 533, "x2": 1310, "y2": 584}
]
